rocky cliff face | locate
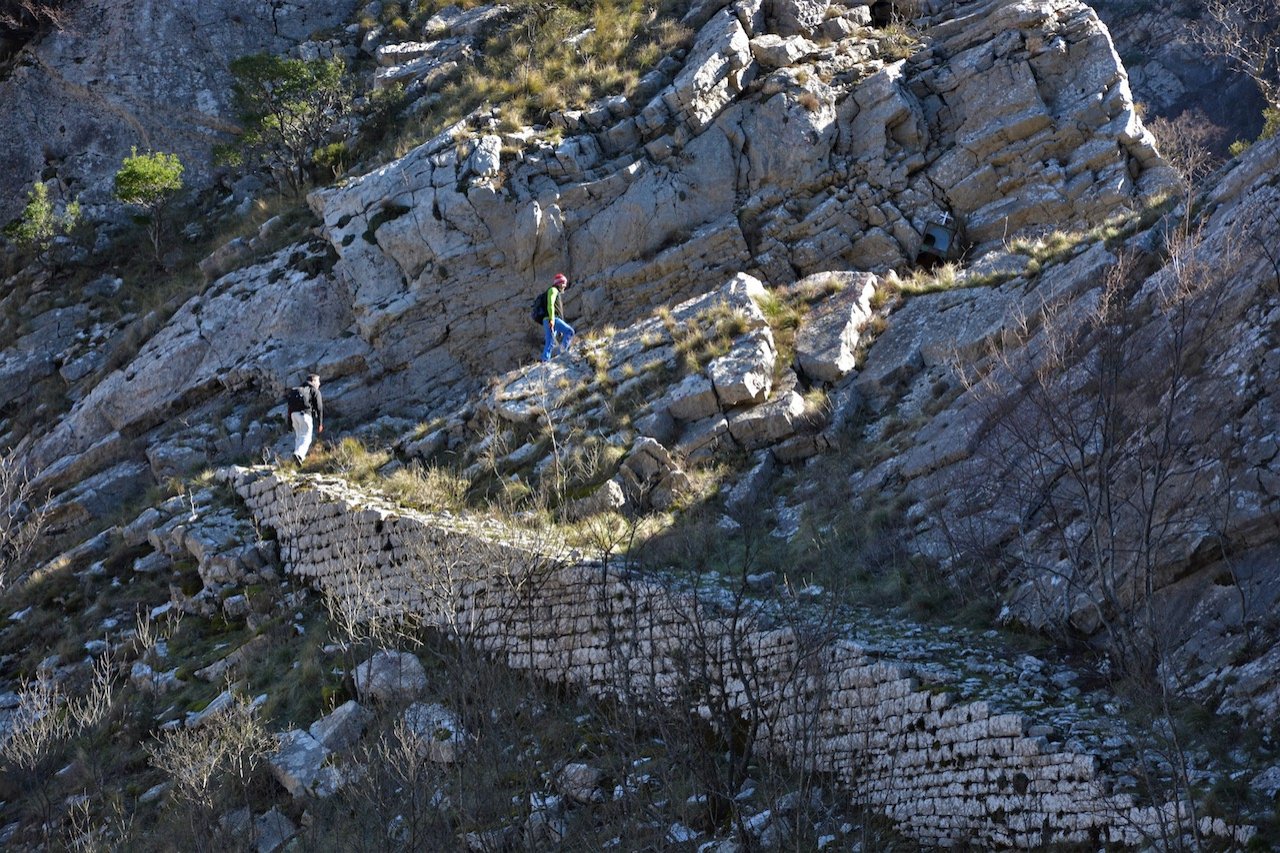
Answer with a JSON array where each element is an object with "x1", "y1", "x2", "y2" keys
[
  {"x1": 309, "y1": 0, "x2": 1175, "y2": 383},
  {"x1": 1093, "y1": 0, "x2": 1267, "y2": 151},
  {"x1": 0, "y1": 0, "x2": 357, "y2": 222},
  {"x1": 16, "y1": 0, "x2": 1177, "y2": 499},
  {"x1": 854, "y1": 133, "x2": 1280, "y2": 721}
]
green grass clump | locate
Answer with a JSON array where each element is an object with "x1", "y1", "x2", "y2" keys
[
  {"x1": 875, "y1": 23, "x2": 921, "y2": 61},
  {"x1": 383, "y1": 0, "x2": 694, "y2": 160},
  {"x1": 382, "y1": 464, "x2": 469, "y2": 512}
]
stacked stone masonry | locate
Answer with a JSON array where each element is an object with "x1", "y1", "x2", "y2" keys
[{"x1": 227, "y1": 466, "x2": 1250, "y2": 849}]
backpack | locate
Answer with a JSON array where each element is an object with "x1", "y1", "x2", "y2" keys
[
  {"x1": 285, "y1": 386, "x2": 308, "y2": 413},
  {"x1": 530, "y1": 289, "x2": 549, "y2": 324}
]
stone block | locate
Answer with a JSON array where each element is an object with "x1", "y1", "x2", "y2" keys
[
  {"x1": 665, "y1": 371, "x2": 721, "y2": 421},
  {"x1": 354, "y1": 650, "x2": 428, "y2": 703},
  {"x1": 558, "y1": 477, "x2": 626, "y2": 524},
  {"x1": 253, "y1": 807, "x2": 297, "y2": 853},
  {"x1": 793, "y1": 272, "x2": 878, "y2": 383},
  {"x1": 708, "y1": 328, "x2": 775, "y2": 407},
  {"x1": 309, "y1": 699, "x2": 372, "y2": 752},
  {"x1": 268, "y1": 730, "x2": 332, "y2": 798},
  {"x1": 556, "y1": 762, "x2": 605, "y2": 804},
  {"x1": 727, "y1": 385, "x2": 805, "y2": 450},
  {"x1": 404, "y1": 702, "x2": 469, "y2": 763}
]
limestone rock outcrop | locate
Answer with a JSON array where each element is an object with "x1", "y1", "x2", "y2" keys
[
  {"x1": 307, "y1": 0, "x2": 1173, "y2": 390},
  {"x1": 11, "y1": 0, "x2": 1176, "y2": 518},
  {"x1": 1094, "y1": 2, "x2": 1267, "y2": 152},
  {"x1": 6, "y1": 0, "x2": 1280, "y2": 845},
  {"x1": 467, "y1": 273, "x2": 835, "y2": 502},
  {"x1": 793, "y1": 271, "x2": 879, "y2": 383}
]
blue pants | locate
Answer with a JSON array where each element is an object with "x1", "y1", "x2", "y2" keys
[{"x1": 542, "y1": 317, "x2": 575, "y2": 361}]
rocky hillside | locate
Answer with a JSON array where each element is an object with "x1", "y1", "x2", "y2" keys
[
  {"x1": 0, "y1": 0, "x2": 359, "y2": 222},
  {"x1": 3, "y1": 0, "x2": 1280, "y2": 848}
]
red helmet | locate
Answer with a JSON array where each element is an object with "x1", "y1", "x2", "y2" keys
[{"x1": 552, "y1": 273, "x2": 568, "y2": 287}]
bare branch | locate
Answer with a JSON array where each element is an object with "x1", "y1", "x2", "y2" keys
[
  {"x1": 1196, "y1": 0, "x2": 1280, "y2": 111},
  {"x1": 0, "y1": 0, "x2": 73, "y2": 39},
  {"x1": 0, "y1": 451, "x2": 51, "y2": 593}
]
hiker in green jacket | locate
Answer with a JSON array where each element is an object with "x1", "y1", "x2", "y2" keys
[{"x1": 538, "y1": 273, "x2": 576, "y2": 361}]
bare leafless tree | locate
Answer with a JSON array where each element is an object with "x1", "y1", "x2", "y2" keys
[
  {"x1": 954, "y1": 236, "x2": 1232, "y2": 663},
  {"x1": 145, "y1": 689, "x2": 273, "y2": 853},
  {"x1": 0, "y1": 0, "x2": 74, "y2": 63},
  {"x1": 1196, "y1": 0, "x2": 1280, "y2": 112},
  {"x1": 0, "y1": 451, "x2": 50, "y2": 592},
  {"x1": 597, "y1": 516, "x2": 843, "y2": 845},
  {"x1": 941, "y1": 201, "x2": 1264, "y2": 849},
  {"x1": 0, "y1": 650, "x2": 117, "y2": 847},
  {"x1": 0, "y1": 0, "x2": 73, "y2": 32},
  {"x1": 1145, "y1": 108, "x2": 1224, "y2": 189}
]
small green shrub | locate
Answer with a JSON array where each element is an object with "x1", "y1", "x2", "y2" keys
[
  {"x1": 4, "y1": 181, "x2": 80, "y2": 264},
  {"x1": 313, "y1": 141, "x2": 349, "y2": 181},
  {"x1": 1263, "y1": 106, "x2": 1280, "y2": 140}
]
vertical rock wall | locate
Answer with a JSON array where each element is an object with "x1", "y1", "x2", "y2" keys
[
  {"x1": 227, "y1": 465, "x2": 1251, "y2": 849},
  {"x1": 0, "y1": 0, "x2": 359, "y2": 220}
]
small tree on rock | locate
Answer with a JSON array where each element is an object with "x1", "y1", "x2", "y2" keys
[
  {"x1": 4, "y1": 181, "x2": 80, "y2": 266},
  {"x1": 225, "y1": 53, "x2": 350, "y2": 197},
  {"x1": 113, "y1": 147, "x2": 184, "y2": 262}
]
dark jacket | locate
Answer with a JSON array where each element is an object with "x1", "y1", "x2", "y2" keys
[{"x1": 288, "y1": 385, "x2": 323, "y2": 427}]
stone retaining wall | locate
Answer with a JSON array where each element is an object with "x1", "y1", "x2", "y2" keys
[{"x1": 227, "y1": 466, "x2": 1249, "y2": 849}]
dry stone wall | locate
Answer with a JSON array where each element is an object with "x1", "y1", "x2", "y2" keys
[{"x1": 226, "y1": 465, "x2": 1251, "y2": 849}]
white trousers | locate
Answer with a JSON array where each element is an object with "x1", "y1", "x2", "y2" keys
[{"x1": 291, "y1": 411, "x2": 315, "y2": 461}]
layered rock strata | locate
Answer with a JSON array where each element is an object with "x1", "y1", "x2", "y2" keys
[
  {"x1": 844, "y1": 134, "x2": 1280, "y2": 722},
  {"x1": 308, "y1": 0, "x2": 1174, "y2": 384},
  {"x1": 13, "y1": 0, "x2": 1176, "y2": 515}
]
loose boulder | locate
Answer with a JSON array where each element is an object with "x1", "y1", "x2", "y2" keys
[
  {"x1": 309, "y1": 700, "x2": 372, "y2": 752},
  {"x1": 726, "y1": 372, "x2": 807, "y2": 450},
  {"x1": 403, "y1": 701, "x2": 470, "y2": 763},
  {"x1": 794, "y1": 272, "x2": 879, "y2": 383},
  {"x1": 563, "y1": 478, "x2": 627, "y2": 521},
  {"x1": 617, "y1": 437, "x2": 690, "y2": 509},
  {"x1": 268, "y1": 729, "x2": 331, "y2": 798},
  {"x1": 354, "y1": 650, "x2": 428, "y2": 703},
  {"x1": 708, "y1": 328, "x2": 776, "y2": 407},
  {"x1": 555, "y1": 762, "x2": 605, "y2": 804}
]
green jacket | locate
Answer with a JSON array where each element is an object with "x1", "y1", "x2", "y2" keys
[{"x1": 545, "y1": 287, "x2": 561, "y2": 325}]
